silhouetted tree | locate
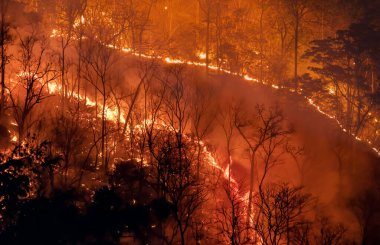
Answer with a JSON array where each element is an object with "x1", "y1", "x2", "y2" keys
[
  {"x1": 304, "y1": 22, "x2": 380, "y2": 135},
  {"x1": 254, "y1": 183, "x2": 312, "y2": 245},
  {"x1": 217, "y1": 181, "x2": 250, "y2": 245},
  {"x1": 0, "y1": 0, "x2": 12, "y2": 117},
  {"x1": 0, "y1": 141, "x2": 61, "y2": 230},
  {"x1": 9, "y1": 31, "x2": 57, "y2": 142},
  {"x1": 349, "y1": 188, "x2": 380, "y2": 245},
  {"x1": 234, "y1": 104, "x2": 291, "y2": 232},
  {"x1": 314, "y1": 216, "x2": 347, "y2": 245}
]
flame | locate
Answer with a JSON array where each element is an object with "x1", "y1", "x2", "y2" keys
[
  {"x1": 197, "y1": 52, "x2": 207, "y2": 60},
  {"x1": 34, "y1": 28, "x2": 380, "y2": 158},
  {"x1": 131, "y1": 119, "x2": 250, "y2": 209},
  {"x1": 165, "y1": 57, "x2": 184, "y2": 64},
  {"x1": 17, "y1": 71, "x2": 38, "y2": 79},
  {"x1": 328, "y1": 87, "x2": 335, "y2": 95},
  {"x1": 50, "y1": 29, "x2": 58, "y2": 38},
  {"x1": 11, "y1": 135, "x2": 18, "y2": 142},
  {"x1": 47, "y1": 26, "x2": 380, "y2": 160}
]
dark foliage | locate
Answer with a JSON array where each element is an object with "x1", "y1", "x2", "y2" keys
[{"x1": 0, "y1": 152, "x2": 174, "y2": 245}]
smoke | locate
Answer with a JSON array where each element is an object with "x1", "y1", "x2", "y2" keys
[
  {"x1": 161, "y1": 65, "x2": 380, "y2": 241},
  {"x1": 2, "y1": 1, "x2": 378, "y2": 240}
]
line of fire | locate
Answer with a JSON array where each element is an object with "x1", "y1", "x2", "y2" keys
[{"x1": 1, "y1": 0, "x2": 380, "y2": 244}]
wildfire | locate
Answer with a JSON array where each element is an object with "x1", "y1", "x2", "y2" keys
[
  {"x1": 48, "y1": 27, "x2": 380, "y2": 156},
  {"x1": 128, "y1": 119, "x2": 250, "y2": 212},
  {"x1": 25, "y1": 69, "x2": 242, "y2": 200}
]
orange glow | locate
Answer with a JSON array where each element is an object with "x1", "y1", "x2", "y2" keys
[
  {"x1": 197, "y1": 52, "x2": 207, "y2": 60},
  {"x1": 20, "y1": 27, "x2": 380, "y2": 158}
]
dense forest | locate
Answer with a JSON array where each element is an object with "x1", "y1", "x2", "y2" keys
[{"x1": 1, "y1": 0, "x2": 380, "y2": 244}]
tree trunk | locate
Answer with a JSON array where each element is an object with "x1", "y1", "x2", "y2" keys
[
  {"x1": 77, "y1": 29, "x2": 83, "y2": 120},
  {"x1": 246, "y1": 150, "x2": 256, "y2": 234},
  {"x1": 0, "y1": 41, "x2": 5, "y2": 116},
  {"x1": 206, "y1": 10, "x2": 210, "y2": 74},
  {"x1": 346, "y1": 83, "x2": 353, "y2": 132},
  {"x1": 294, "y1": 18, "x2": 299, "y2": 92},
  {"x1": 0, "y1": 16, "x2": 6, "y2": 116},
  {"x1": 61, "y1": 39, "x2": 66, "y2": 111},
  {"x1": 102, "y1": 82, "x2": 107, "y2": 173},
  {"x1": 259, "y1": 1, "x2": 265, "y2": 83}
]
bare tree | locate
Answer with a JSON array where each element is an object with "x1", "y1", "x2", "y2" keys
[
  {"x1": 82, "y1": 35, "x2": 118, "y2": 173},
  {"x1": 349, "y1": 189, "x2": 380, "y2": 245},
  {"x1": 123, "y1": 0, "x2": 155, "y2": 55},
  {"x1": 0, "y1": 0, "x2": 12, "y2": 117},
  {"x1": 191, "y1": 80, "x2": 216, "y2": 178},
  {"x1": 198, "y1": 0, "x2": 217, "y2": 73},
  {"x1": 50, "y1": 104, "x2": 89, "y2": 187},
  {"x1": 56, "y1": 0, "x2": 86, "y2": 106},
  {"x1": 257, "y1": 0, "x2": 271, "y2": 83},
  {"x1": 73, "y1": 1, "x2": 87, "y2": 118},
  {"x1": 285, "y1": 140, "x2": 305, "y2": 185},
  {"x1": 162, "y1": 65, "x2": 192, "y2": 161},
  {"x1": 121, "y1": 59, "x2": 158, "y2": 137},
  {"x1": 133, "y1": 65, "x2": 211, "y2": 245},
  {"x1": 218, "y1": 102, "x2": 238, "y2": 187},
  {"x1": 151, "y1": 131, "x2": 207, "y2": 245},
  {"x1": 284, "y1": 0, "x2": 309, "y2": 91},
  {"x1": 108, "y1": 76, "x2": 129, "y2": 134},
  {"x1": 234, "y1": 104, "x2": 290, "y2": 231},
  {"x1": 9, "y1": 31, "x2": 57, "y2": 142},
  {"x1": 314, "y1": 216, "x2": 347, "y2": 245},
  {"x1": 254, "y1": 183, "x2": 312, "y2": 245},
  {"x1": 217, "y1": 180, "x2": 250, "y2": 245}
]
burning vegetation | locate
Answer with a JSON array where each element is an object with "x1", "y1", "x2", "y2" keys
[{"x1": 1, "y1": 0, "x2": 380, "y2": 244}]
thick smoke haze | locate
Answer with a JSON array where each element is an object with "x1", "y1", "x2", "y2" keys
[{"x1": 1, "y1": 0, "x2": 380, "y2": 244}]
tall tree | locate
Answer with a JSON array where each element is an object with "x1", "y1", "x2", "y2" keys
[
  {"x1": 285, "y1": 0, "x2": 309, "y2": 91},
  {"x1": 304, "y1": 22, "x2": 380, "y2": 135},
  {"x1": 198, "y1": 0, "x2": 217, "y2": 73},
  {"x1": 10, "y1": 32, "x2": 57, "y2": 142},
  {"x1": 254, "y1": 183, "x2": 311, "y2": 245},
  {"x1": 82, "y1": 38, "x2": 117, "y2": 173},
  {"x1": 56, "y1": 0, "x2": 86, "y2": 108},
  {"x1": 0, "y1": 0, "x2": 12, "y2": 117},
  {"x1": 234, "y1": 104, "x2": 290, "y2": 235}
]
